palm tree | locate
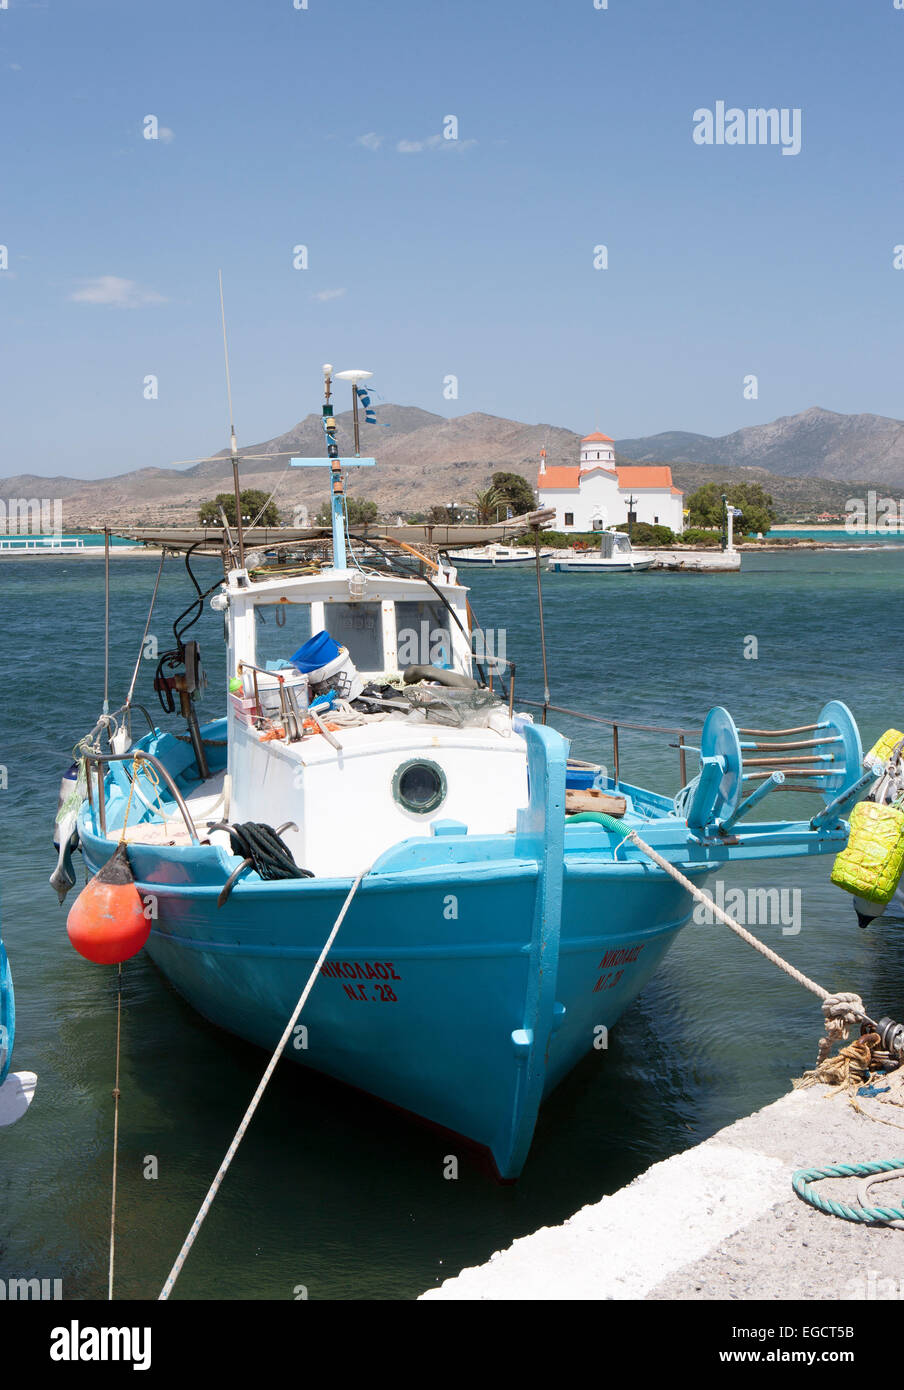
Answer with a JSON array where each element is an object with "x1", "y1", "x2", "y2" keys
[{"x1": 473, "y1": 486, "x2": 503, "y2": 524}]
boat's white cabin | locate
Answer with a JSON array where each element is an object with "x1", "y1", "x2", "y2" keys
[
  {"x1": 224, "y1": 563, "x2": 472, "y2": 680},
  {"x1": 217, "y1": 563, "x2": 530, "y2": 876},
  {"x1": 600, "y1": 530, "x2": 636, "y2": 559}
]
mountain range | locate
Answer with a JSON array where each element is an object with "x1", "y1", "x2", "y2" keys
[
  {"x1": 617, "y1": 407, "x2": 904, "y2": 486},
  {"x1": 3, "y1": 404, "x2": 902, "y2": 528}
]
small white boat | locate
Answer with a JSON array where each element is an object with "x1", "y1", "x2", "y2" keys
[
  {"x1": 547, "y1": 530, "x2": 654, "y2": 573},
  {"x1": 445, "y1": 543, "x2": 551, "y2": 567}
]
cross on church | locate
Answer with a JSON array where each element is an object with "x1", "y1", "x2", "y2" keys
[{"x1": 625, "y1": 494, "x2": 638, "y2": 541}]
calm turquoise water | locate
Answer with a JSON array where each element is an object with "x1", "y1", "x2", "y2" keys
[
  {"x1": 767, "y1": 528, "x2": 904, "y2": 543},
  {"x1": 1, "y1": 548, "x2": 902, "y2": 1300}
]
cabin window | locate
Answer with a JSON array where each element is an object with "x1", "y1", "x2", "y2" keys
[
  {"x1": 323, "y1": 600, "x2": 384, "y2": 671},
  {"x1": 564, "y1": 512, "x2": 574, "y2": 527},
  {"x1": 394, "y1": 600, "x2": 453, "y2": 670},
  {"x1": 254, "y1": 602, "x2": 312, "y2": 668}
]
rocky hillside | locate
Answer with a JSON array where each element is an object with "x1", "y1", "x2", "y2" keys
[
  {"x1": 0, "y1": 407, "x2": 581, "y2": 528},
  {"x1": 3, "y1": 404, "x2": 902, "y2": 528},
  {"x1": 616, "y1": 406, "x2": 904, "y2": 485}
]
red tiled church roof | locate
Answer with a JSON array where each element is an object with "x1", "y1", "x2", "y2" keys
[
  {"x1": 536, "y1": 461, "x2": 682, "y2": 497},
  {"x1": 537, "y1": 466, "x2": 581, "y2": 488},
  {"x1": 615, "y1": 466, "x2": 677, "y2": 490}
]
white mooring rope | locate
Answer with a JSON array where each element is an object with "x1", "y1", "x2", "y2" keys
[
  {"x1": 625, "y1": 826, "x2": 871, "y2": 1051},
  {"x1": 157, "y1": 862, "x2": 373, "y2": 1300}
]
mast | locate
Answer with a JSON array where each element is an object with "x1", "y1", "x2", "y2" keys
[
  {"x1": 320, "y1": 364, "x2": 346, "y2": 570},
  {"x1": 291, "y1": 367, "x2": 376, "y2": 571},
  {"x1": 218, "y1": 270, "x2": 245, "y2": 569}
]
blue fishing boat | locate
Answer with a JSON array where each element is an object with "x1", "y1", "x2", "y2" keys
[
  {"x1": 55, "y1": 366, "x2": 876, "y2": 1178},
  {"x1": 0, "y1": 923, "x2": 37, "y2": 1127}
]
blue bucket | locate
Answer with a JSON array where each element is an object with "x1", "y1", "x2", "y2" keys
[{"x1": 291, "y1": 630, "x2": 340, "y2": 673}]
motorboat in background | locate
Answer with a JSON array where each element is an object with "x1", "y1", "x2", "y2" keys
[
  {"x1": 547, "y1": 529, "x2": 655, "y2": 573},
  {"x1": 445, "y1": 542, "x2": 551, "y2": 566}
]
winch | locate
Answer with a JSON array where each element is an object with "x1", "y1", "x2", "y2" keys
[
  {"x1": 875, "y1": 1016, "x2": 904, "y2": 1061},
  {"x1": 154, "y1": 638, "x2": 210, "y2": 779}
]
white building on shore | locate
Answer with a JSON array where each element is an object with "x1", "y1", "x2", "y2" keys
[{"x1": 537, "y1": 432, "x2": 685, "y2": 534}]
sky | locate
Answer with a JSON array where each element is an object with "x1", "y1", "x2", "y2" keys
[{"x1": 1, "y1": 0, "x2": 902, "y2": 480}]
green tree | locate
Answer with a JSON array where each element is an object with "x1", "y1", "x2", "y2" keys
[
  {"x1": 199, "y1": 490, "x2": 281, "y2": 527},
  {"x1": 615, "y1": 521, "x2": 675, "y2": 546},
  {"x1": 315, "y1": 496, "x2": 378, "y2": 526},
  {"x1": 491, "y1": 471, "x2": 536, "y2": 518},
  {"x1": 686, "y1": 482, "x2": 775, "y2": 537}
]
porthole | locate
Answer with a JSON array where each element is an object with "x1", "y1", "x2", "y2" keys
[{"x1": 392, "y1": 759, "x2": 447, "y2": 815}]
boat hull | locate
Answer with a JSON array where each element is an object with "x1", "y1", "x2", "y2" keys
[
  {"x1": 72, "y1": 705, "x2": 855, "y2": 1177},
  {"x1": 547, "y1": 559, "x2": 655, "y2": 573},
  {"x1": 80, "y1": 828, "x2": 703, "y2": 1178}
]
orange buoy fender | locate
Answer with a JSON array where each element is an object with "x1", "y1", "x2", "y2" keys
[{"x1": 66, "y1": 842, "x2": 151, "y2": 964}]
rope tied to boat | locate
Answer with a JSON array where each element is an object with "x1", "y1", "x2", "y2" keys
[
  {"x1": 158, "y1": 860, "x2": 373, "y2": 1300},
  {"x1": 818, "y1": 993, "x2": 872, "y2": 1062},
  {"x1": 570, "y1": 809, "x2": 904, "y2": 1227},
  {"x1": 569, "y1": 810, "x2": 875, "y2": 1062},
  {"x1": 793, "y1": 1032, "x2": 881, "y2": 1091},
  {"x1": 108, "y1": 963, "x2": 123, "y2": 1301}
]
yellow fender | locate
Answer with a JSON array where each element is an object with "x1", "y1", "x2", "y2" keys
[{"x1": 831, "y1": 800, "x2": 904, "y2": 905}]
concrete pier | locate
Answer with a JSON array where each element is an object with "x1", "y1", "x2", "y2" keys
[
  {"x1": 421, "y1": 1084, "x2": 904, "y2": 1300},
  {"x1": 647, "y1": 548, "x2": 741, "y2": 572}
]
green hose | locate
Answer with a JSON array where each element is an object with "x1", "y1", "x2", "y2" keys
[{"x1": 566, "y1": 811, "x2": 633, "y2": 835}]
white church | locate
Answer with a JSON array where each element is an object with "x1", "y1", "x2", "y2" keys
[{"x1": 537, "y1": 432, "x2": 685, "y2": 534}]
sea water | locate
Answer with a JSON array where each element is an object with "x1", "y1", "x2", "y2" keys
[{"x1": 0, "y1": 548, "x2": 901, "y2": 1299}]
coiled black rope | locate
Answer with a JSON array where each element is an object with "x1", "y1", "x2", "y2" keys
[
  {"x1": 214, "y1": 821, "x2": 314, "y2": 908},
  {"x1": 227, "y1": 823, "x2": 313, "y2": 880}
]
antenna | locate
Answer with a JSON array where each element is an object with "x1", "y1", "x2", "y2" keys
[
  {"x1": 334, "y1": 369, "x2": 373, "y2": 456},
  {"x1": 218, "y1": 269, "x2": 245, "y2": 568}
]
